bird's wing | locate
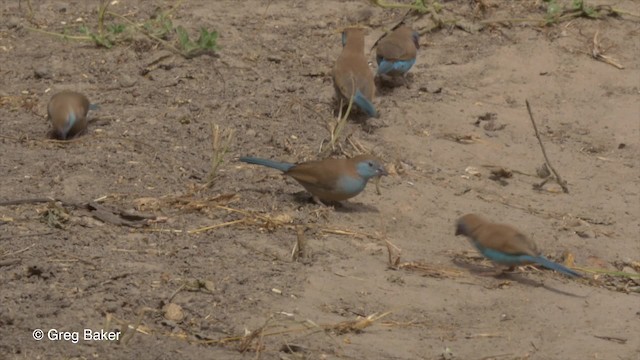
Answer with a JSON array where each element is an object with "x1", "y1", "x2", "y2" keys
[
  {"x1": 334, "y1": 49, "x2": 376, "y2": 101},
  {"x1": 376, "y1": 38, "x2": 416, "y2": 61},
  {"x1": 476, "y1": 224, "x2": 539, "y2": 256},
  {"x1": 285, "y1": 160, "x2": 343, "y2": 191},
  {"x1": 496, "y1": 227, "x2": 539, "y2": 256}
]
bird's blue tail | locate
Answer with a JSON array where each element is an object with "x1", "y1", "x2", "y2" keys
[
  {"x1": 353, "y1": 90, "x2": 378, "y2": 118},
  {"x1": 525, "y1": 255, "x2": 582, "y2": 278},
  {"x1": 239, "y1": 157, "x2": 294, "y2": 172}
]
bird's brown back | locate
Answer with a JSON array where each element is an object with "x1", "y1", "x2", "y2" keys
[
  {"x1": 47, "y1": 91, "x2": 90, "y2": 139},
  {"x1": 376, "y1": 25, "x2": 418, "y2": 61},
  {"x1": 458, "y1": 214, "x2": 539, "y2": 256},
  {"x1": 285, "y1": 158, "x2": 355, "y2": 191},
  {"x1": 333, "y1": 28, "x2": 375, "y2": 101}
]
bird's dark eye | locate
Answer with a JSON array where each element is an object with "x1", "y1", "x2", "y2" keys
[{"x1": 368, "y1": 161, "x2": 374, "y2": 167}]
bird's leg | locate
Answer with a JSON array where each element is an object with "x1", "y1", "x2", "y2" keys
[
  {"x1": 310, "y1": 196, "x2": 340, "y2": 208},
  {"x1": 311, "y1": 195, "x2": 324, "y2": 205},
  {"x1": 476, "y1": 264, "x2": 509, "y2": 277}
]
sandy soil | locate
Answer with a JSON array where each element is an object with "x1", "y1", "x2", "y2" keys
[{"x1": 1, "y1": 0, "x2": 639, "y2": 359}]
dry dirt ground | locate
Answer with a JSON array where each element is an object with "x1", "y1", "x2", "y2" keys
[{"x1": 1, "y1": 1, "x2": 639, "y2": 359}]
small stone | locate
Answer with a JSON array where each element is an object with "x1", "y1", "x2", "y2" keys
[
  {"x1": 188, "y1": 103, "x2": 200, "y2": 112},
  {"x1": 163, "y1": 303, "x2": 184, "y2": 321},
  {"x1": 536, "y1": 163, "x2": 551, "y2": 178},
  {"x1": 119, "y1": 74, "x2": 137, "y2": 88},
  {"x1": 6, "y1": 16, "x2": 21, "y2": 29},
  {"x1": 34, "y1": 67, "x2": 53, "y2": 79},
  {"x1": 203, "y1": 280, "x2": 215, "y2": 292}
]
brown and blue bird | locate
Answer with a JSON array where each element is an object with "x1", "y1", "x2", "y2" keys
[
  {"x1": 455, "y1": 213, "x2": 582, "y2": 277},
  {"x1": 239, "y1": 154, "x2": 387, "y2": 203},
  {"x1": 375, "y1": 24, "x2": 419, "y2": 80},
  {"x1": 333, "y1": 27, "x2": 378, "y2": 118},
  {"x1": 47, "y1": 90, "x2": 97, "y2": 140}
]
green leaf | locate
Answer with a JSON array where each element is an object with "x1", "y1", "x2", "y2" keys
[
  {"x1": 107, "y1": 23, "x2": 125, "y2": 34},
  {"x1": 176, "y1": 25, "x2": 190, "y2": 47},
  {"x1": 571, "y1": 0, "x2": 583, "y2": 10}
]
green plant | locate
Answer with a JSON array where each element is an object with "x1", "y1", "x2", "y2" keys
[
  {"x1": 143, "y1": 12, "x2": 174, "y2": 40},
  {"x1": 25, "y1": 1, "x2": 219, "y2": 59},
  {"x1": 543, "y1": 0, "x2": 561, "y2": 24},
  {"x1": 544, "y1": 0, "x2": 602, "y2": 24},
  {"x1": 175, "y1": 26, "x2": 219, "y2": 58},
  {"x1": 370, "y1": 0, "x2": 441, "y2": 14},
  {"x1": 80, "y1": 22, "x2": 125, "y2": 48},
  {"x1": 571, "y1": 0, "x2": 598, "y2": 18}
]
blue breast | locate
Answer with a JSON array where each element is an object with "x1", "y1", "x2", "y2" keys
[
  {"x1": 377, "y1": 58, "x2": 416, "y2": 76},
  {"x1": 336, "y1": 175, "x2": 366, "y2": 196}
]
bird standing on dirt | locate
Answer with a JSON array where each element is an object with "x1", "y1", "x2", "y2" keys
[
  {"x1": 333, "y1": 27, "x2": 378, "y2": 118},
  {"x1": 47, "y1": 90, "x2": 97, "y2": 140},
  {"x1": 455, "y1": 213, "x2": 582, "y2": 277},
  {"x1": 239, "y1": 154, "x2": 387, "y2": 203},
  {"x1": 375, "y1": 24, "x2": 419, "y2": 81}
]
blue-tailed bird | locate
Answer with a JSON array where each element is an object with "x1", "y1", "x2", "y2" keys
[
  {"x1": 47, "y1": 90, "x2": 98, "y2": 140},
  {"x1": 333, "y1": 27, "x2": 378, "y2": 118},
  {"x1": 455, "y1": 214, "x2": 582, "y2": 278},
  {"x1": 239, "y1": 154, "x2": 387, "y2": 203},
  {"x1": 375, "y1": 24, "x2": 419, "y2": 82}
]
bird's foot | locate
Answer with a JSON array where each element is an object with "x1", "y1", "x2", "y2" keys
[{"x1": 477, "y1": 266, "x2": 511, "y2": 277}]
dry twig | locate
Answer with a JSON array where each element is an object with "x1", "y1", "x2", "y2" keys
[
  {"x1": 205, "y1": 123, "x2": 235, "y2": 187},
  {"x1": 525, "y1": 100, "x2": 569, "y2": 193},
  {"x1": 590, "y1": 31, "x2": 624, "y2": 69}
]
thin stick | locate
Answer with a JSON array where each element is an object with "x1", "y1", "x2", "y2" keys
[
  {"x1": 1, "y1": 244, "x2": 37, "y2": 258},
  {"x1": 187, "y1": 219, "x2": 245, "y2": 234},
  {"x1": 292, "y1": 226, "x2": 307, "y2": 262},
  {"x1": 0, "y1": 232, "x2": 54, "y2": 241},
  {"x1": 25, "y1": 27, "x2": 93, "y2": 41},
  {"x1": 525, "y1": 100, "x2": 569, "y2": 193},
  {"x1": 121, "y1": 307, "x2": 157, "y2": 345}
]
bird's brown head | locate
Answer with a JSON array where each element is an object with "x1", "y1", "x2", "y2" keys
[
  {"x1": 455, "y1": 213, "x2": 485, "y2": 237},
  {"x1": 341, "y1": 27, "x2": 366, "y2": 48},
  {"x1": 394, "y1": 25, "x2": 419, "y2": 48}
]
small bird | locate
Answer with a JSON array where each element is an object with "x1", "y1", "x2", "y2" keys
[
  {"x1": 375, "y1": 24, "x2": 419, "y2": 81},
  {"x1": 239, "y1": 154, "x2": 387, "y2": 203},
  {"x1": 47, "y1": 90, "x2": 97, "y2": 140},
  {"x1": 333, "y1": 27, "x2": 378, "y2": 118},
  {"x1": 455, "y1": 213, "x2": 582, "y2": 277}
]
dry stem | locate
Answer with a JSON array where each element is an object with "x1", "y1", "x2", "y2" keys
[
  {"x1": 205, "y1": 123, "x2": 235, "y2": 188},
  {"x1": 525, "y1": 100, "x2": 569, "y2": 193}
]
